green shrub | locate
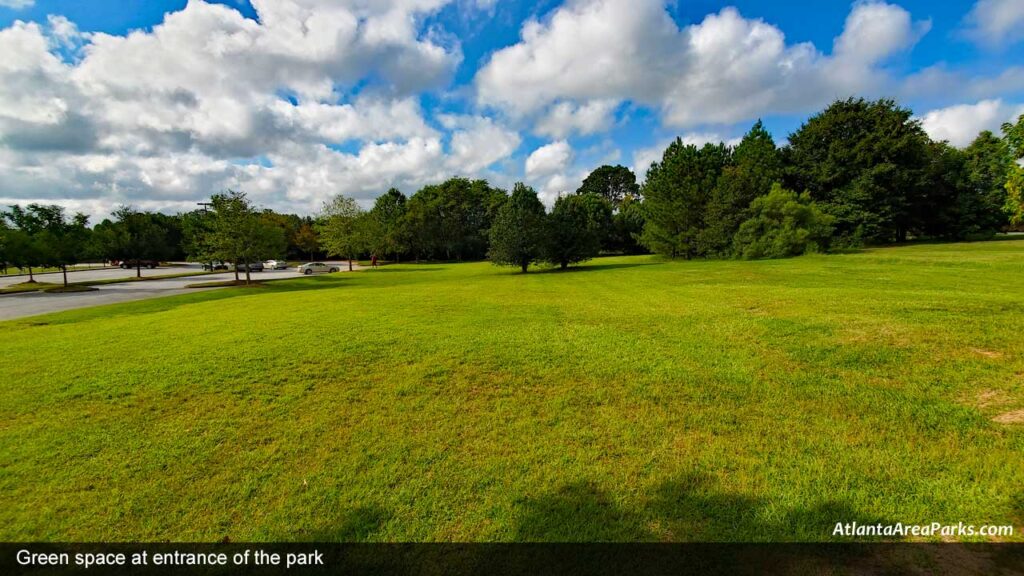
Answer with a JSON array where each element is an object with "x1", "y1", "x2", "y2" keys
[{"x1": 733, "y1": 184, "x2": 834, "y2": 259}]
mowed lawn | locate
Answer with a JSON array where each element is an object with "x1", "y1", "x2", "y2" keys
[{"x1": 2, "y1": 240, "x2": 1023, "y2": 542}]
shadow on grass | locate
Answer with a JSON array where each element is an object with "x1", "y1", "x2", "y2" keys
[
  {"x1": 510, "y1": 474, "x2": 894, "y2": 543},
  {"x1": 497, "y1": 475, "x2": 1001, "y2": 573},
  {"x1": 292, "y1": 505, "x2": 392, "y2": 542},
  {"x1": 538, "y1": 261, "x2": 660, "y2": 274}
]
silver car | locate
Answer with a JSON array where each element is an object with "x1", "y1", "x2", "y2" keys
[
  {"x1": 264, "y1": 259, "x2": 289, "y2": 270},
  {"x1": 297, "y1": 262, "x2": 339, "y2": 275}
]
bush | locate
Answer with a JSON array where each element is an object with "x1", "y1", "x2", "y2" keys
[{"x1": 733, "y1": 184, "x2": 834, "y2": 260}]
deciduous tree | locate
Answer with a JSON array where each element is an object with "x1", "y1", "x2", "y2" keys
[{"x1": 489, "y1": 183, "x2": 546, "y2": 273}]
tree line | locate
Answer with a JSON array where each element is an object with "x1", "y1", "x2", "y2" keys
[{"x1": 2, "y1": 97, "x2": 1022, "y2": 281}]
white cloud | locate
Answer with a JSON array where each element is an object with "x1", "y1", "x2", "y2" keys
[
  {"x1": 440, "y1": 114, "x2": 521, "y2": 173},
  {"x1": 0, "y1": 0, "x2": 33, "y2": 9},
  {"x1": 0, "y1": 0, "x2": 519, "y2": 217},
  {"x1": 525, "y1": 140, "x2": 573, "y2": 179},
  {"x1": 963, "y1": 0, "x2": 1024, "y2": 48},
  {"x1": 833, "y1": 1, "x2": 930, "y2": 65},
  {"x1": 534, "y1": 99, "x2": 618, "y2": 139},
  {"x1": 476, "y1": 0, "x2": 929, "y2": 130},
  {"x1": 918, "y1": 99, "x2": 1024, "y2": 148}
]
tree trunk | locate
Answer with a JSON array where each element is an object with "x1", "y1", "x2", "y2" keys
[
  {"x1": 521, "y1": 261, "x2": 528, "y2": 273},
  {"x1": 309, "y1": 250, "x2": 313, "y2": 261},
  {"x1": 62, "y1": 265, "x2": 68, "y2": 288},
  {"x1": 27, "y1": 266, "x2": 34, "y2": 283},
  {"x1": 136, "y1": 262, "x2": 142, "y2": 278},
  {"x1": 234, "y1": 263, "x2": 239, "y2": 282},
  {"x1": 245, "y1": 265, "x2": 251, "y2": 285},
  {"x1": 561, "y1": 261, "x2": 568, "y2": 270},
  {"x1": 348, "y1": 258, "x2": 353, "y2": 272}
]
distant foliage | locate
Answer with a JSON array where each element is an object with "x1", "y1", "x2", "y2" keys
[
  {"x1": 639, "y1": 141, "x2": 730, "y2": 259},
  {"x1": 733, "y1": 185, "x2": 834, "y2": 260},
  {"x1": 489, "y1": 183, "x2": 547, "y2": 273},
  {"x1": 700, "y1": 120, "x2": 781, "y2": 256},
  {"x1": 404, "y1": 178, "x2": 506, "y2": 261},
  {"x1": 544, "y1": 193, "x2": 603, "y2": 269},
  {"x1": 1003, "y1": 115, "x2": 1024, "y2": 226},
  {"x1": 3, "y1": 98, "x2": 1021, "y2": 270},
  {"x1": 575, "y1": 165, "x2": 640, "y2": 210},
  {"x1": 784, "y1": 98, "x2": 930, "y2": 246}
]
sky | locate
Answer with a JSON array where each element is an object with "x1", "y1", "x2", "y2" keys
[{"x1": 0, "y1": 0, "x2": 1022, "y2": 220}]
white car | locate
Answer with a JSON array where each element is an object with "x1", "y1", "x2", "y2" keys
[
  {"x1": 297, "y1": 262, "x2": 339, "y2": 275},
  {"x1": 264, "y1": 259, "x2": 289, "y2": 270}
]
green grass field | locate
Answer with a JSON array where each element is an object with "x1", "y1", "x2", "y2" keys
[{"x1": 2, "y1": 240, "x2": 1023, "y2": 542}]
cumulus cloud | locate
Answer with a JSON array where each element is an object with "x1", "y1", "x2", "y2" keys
[
  {"x1": 0, "y1": 0, "x2": 520, "y2": 217},
  {"x1": 0, "y1": 0, "x2": 33, "y2": 9},
  {"x1": 918, "y1": 99, "x2": 1024, "y2": 148},
  {"x1": 962, "y1": 0, "x2": 1024, "y2": 48},
  {"x1": 524, "y1": 140, "x2": 580, "y2": 203},
  {"x1": 440, "y1": 113, "x2": 522, "y2": 173},
  {"x1": 525, "y1": 140, "x2": 573, "y2": 179},
  {"x1": 534, "y1": 99, "x2": 618, "y2": 139},
  {"x1": 476, "y1": 0, "x2": 929, "y2": 130}
]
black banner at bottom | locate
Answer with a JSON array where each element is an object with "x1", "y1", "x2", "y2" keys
[{"x1": 2, "y1": 543, "x2": 1022, "y2": 576}]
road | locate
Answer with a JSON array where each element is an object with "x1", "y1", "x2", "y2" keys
[
  {"x1": 0, "y1": 263, "x2": 355, "y2": 321},
  {"x1": 0, "y1": 264, "x2": 204, "y2": 288}
]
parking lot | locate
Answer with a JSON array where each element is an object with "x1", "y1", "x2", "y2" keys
[{"x1": 0, "y1": 263, "x2": 352, "y2": 321}]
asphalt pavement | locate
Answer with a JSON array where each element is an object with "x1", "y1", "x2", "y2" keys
[{"x1": 0, "y1": 263, "x2": 349, "y2": 321}]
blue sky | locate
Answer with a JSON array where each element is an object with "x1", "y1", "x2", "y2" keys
[{"x1": 0, "y1": 0, "x2": 1022, "y2": 218}]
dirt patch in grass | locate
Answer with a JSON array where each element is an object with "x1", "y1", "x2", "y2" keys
[
  {"x1": 993, "y1": 410, "x2": 1024, "y2": 424},
  {"x1": 975, "y1": 390, "x2": 1011, "y2": 409},
  {"x1": 970, "y1": 347, "x2": 1004, "y2": 359}
]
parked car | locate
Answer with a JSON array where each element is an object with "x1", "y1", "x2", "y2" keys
[
  {"x1": 297, "y1": 262, "x2": 339, "y2": 275},
  {"x1": 114, "y1": 259, "x2": 159, "y2": 269},
  {"x1": 264, "y1": 259, "x2": 289, "y2": 270},
  {"x1": 202, "y1": 260, "x2": 228, "y2": 271},
  {"x1": 235, "y1": 262, "x2": 264, "y2": 272}
]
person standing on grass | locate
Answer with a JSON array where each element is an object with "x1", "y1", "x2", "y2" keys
[{"x1": 371, "y1": 254, "x2": 378, "y2": 269}]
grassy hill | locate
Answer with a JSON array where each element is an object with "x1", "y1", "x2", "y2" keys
[{"x1": 2, "y1": 240, "x2": 1023, "y2": 541}]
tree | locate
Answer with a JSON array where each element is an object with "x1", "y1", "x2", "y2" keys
[
  {"x1": 733, "y1": 184, "x2": 834, "y2": 260},
  {"x1": 293, "y1": 221, "x2": 320, "y2": 262},
  {"x1": 962, "y1": 131, "x2": 1011, "y2": 234},
  {"x1": 1002, "y1": 114, "x2": 1024, "y2": 226},
  {"x1": 700, "y1": 120, "x2": 780, "y2": 256},
  {"x1": 639, "y1": 140, "x2": 730, "y2": 259},
  {"x1": 35, "y1": 211, "x2": 92, "y2": 288},
  {"x1": 611, "y1": 195, "x2": 647, "y2": 254},
  {"x1": 576, "y1": 165, "x2": 640, "y2": 210},
  {"x1": 5, "y1": 204, "x2": 69, "y2": 282},
  {"x1": 369, "y1": 188, "x2": 408, "y2": 262},
  {"x1": 317, "y1": 194, "x2": 364, "y2": 271},
  {"x1": 207, "y1": 190, "x2": 285, "y2": 284},
  {"x1": 489, "y1": 183, "x2": 547, "y2": 273},
  {"x1": 404, "y1": 178, "x2": 505, "y2": 261},
  {"x1": 0, "y1": 225, "x2": 38, "y2": 280},
  {"x1": 785, "y1": 98, "x2": 930, "y2": 245},
  {"x1": 180, "y1": 209, "x2": 216, "y2": 264},
  {"x1": 545, "y1": 193, "x2": 603, "y2": 269},
  {"x1": 100, "y1": 207, "x2": 170, "y2": 278}
]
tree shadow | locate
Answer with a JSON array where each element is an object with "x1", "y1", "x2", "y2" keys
[
  {"x1": 284, "y1": 505, "x2": 391, "y2": 542},
  {"x1": 509, "y1": 473, "x2": 894, "y2": 544},
  {"x1": 536, "y1": 261, "x2": 660, "y2": 274},
  {"x1": 494, "y1": 474, "x2": 924, "y2": 574}
]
